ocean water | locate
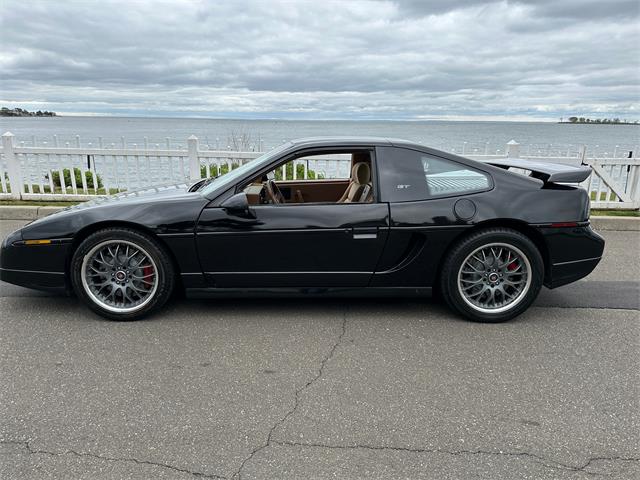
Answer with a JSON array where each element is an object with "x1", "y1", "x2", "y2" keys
[{"x1": 1, "y1": 116, "x2": 638, "y2": 157}]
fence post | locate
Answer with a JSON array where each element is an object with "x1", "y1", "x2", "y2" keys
[
  {"x1": 628, "y1": 163, "x2": 640, "y2": 206},
  {"x1": 506, "y1": 140, "x2": 520, "y2": 158},
  {"x1": 2, "y1": 132, "x2": 22, "y2": 200},
  {"x1": 187, "y1": 135, "x2": 200, "y2": 181},
  {"x1": 578, "y1": 145, "x2": 587, "y2": 164}
]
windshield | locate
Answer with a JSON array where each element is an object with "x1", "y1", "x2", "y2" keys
[{"x1": 200, "y1": 142, "x2": 292, "y2": 197}]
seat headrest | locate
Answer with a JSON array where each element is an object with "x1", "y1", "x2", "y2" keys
[
  {"x1": 352, "y1": 162, "x2": 370, "y2": 184},
  {"x1": 352, "y1": 152, "x2": 369, "y2": 164}
]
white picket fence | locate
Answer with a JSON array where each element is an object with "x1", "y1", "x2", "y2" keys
[{"x1": 0, "y1": 132, "x2": 638, "y2": 209}]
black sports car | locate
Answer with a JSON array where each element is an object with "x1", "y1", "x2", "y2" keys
[{"x1": 1, "y1": 137, "x2": 604, "y2": 322}]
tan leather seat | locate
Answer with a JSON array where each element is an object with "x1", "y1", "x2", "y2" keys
[{"x1": 338, "y1": 162, "x2": 372, "y2": 203}]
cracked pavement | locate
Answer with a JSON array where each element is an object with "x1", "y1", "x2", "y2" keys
[{"x1": 1, "y1": 220, "x2": 638, "y2": 479}]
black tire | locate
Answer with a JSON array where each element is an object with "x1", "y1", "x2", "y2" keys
[
  {"x1": 70, "y1": 228, "x2": 175, "y2": 321},
  {"x1": 440, "y1": 228, "x2": 543, "y2": 323}
]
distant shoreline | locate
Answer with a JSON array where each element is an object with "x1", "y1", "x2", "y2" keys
[
  {"x1": 559, "y1": 117, "x2": 638, "y2": 125},
  {"x1": 1, "y1": 107, "x2": 56, "y2": 117},
  {"x1": 558, "y1": 121, "x2": 638, "y2": 125}
]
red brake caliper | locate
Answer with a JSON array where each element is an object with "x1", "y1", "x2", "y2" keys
[
  {"x1": 143, "y1": 265, "x2": 154, "y2": 289},
  {"x1": 507, "y1": 261, "x2": 518, "y2": 271}
]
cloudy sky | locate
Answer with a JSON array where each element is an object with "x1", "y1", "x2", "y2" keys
[{"x1": 1, "y1": 0, "x2": 638, "y2": 120}]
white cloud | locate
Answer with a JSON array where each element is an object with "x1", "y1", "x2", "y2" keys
[{"x1": 0, "y1": 0, "x2": 638, "y2": 119}]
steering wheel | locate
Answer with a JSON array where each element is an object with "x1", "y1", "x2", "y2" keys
[{"x1": 265, "y1": 179, "x2": 285, "y2": 204}]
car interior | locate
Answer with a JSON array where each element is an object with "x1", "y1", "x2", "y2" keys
[{"x1": 241, "y1": 150, "x2": 375, "y2": 205}]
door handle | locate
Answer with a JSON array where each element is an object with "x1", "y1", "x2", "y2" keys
[{"x1": 352, "y1": 227, "x2": 378, "y2": 240}]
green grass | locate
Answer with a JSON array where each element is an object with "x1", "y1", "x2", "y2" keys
[
  {"x1": 590, "y1": 191, "x2": 619, "y2": 201},
  {"x1": 591, "y1": 209, "x2": 640, "y2": 217},
  {"x1": 0, "y1": 200, "x2": 81, "y2": 206}
]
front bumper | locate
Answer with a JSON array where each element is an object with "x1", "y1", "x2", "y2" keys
[
  {"x1": 540, "y1": 224, "x2": 605, "y2": 288},
  {"x1": 1, "y1": 230, "x2": 70, "y2": 292},
  {"x1": 0, "y1": 267, "x2": 68, "y2": 292}
]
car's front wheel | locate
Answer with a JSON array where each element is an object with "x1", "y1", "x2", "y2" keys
[
  {"x1": 440, "y1": 228, "x2": 543, "y2": 323},
  {"x1": 71, "y1": 228, "x2": 175, "y2": 320}
]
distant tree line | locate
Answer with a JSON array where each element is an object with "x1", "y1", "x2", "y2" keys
[
  {"x1": 563, "y1": 116, "x2": 638, "y2": 125},
  {"x1": 1, "y1": 107, "x2": 56, "y2": 117}
]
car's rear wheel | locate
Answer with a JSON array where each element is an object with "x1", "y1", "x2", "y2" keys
[
  {"x1": 440, "y1": 228, "x2": 543, "y2": 322},
  {"x1": 71, "y1": 228, "x2": 174, "y2": 320}
]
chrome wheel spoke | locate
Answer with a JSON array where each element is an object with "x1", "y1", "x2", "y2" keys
[
  {"x1": 121, "y1": 287, "x2": 135, "y2": 304},
  {"x1": 472, "y1": 254, "x2": 484, "y2": 265},
  {"x1": 467, "y1": 285, "x2": 489, "y2": 298},
  {"x1": 128, "y1": 283, "x2": 149, "y2": 294},
  {"x1": 89, "y1": 265, "x2": 106, "y2": 275},
  {"x1": 131, "y1": 272, "x2": 154, "y2": 280},
  {"x1": 462, "y1": 262, "x2": 483, "y2": 273},
  {"x1": 491, "y1": 288, "x2": 500, "y2": 306}
]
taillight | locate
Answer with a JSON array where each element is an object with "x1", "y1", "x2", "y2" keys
[{"x1": 550, "y1": 222, "x2": 579, "y2": 228}]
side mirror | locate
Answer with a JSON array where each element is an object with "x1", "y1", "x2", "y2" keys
[{"x1": 221, "y1": 192, "x2": 253, "y2": 217}]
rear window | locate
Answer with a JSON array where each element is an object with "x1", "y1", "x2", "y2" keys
[{"x1": 377, "y1": 146, "x2": 491, "y2": 202}]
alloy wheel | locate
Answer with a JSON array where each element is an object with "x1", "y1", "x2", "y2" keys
[
  {"x1": 80, "y1": 240, "x2": 159, "y2": 313},
  {"x1": 457, "y1": 242, "x2": 532, "y2": 314}
]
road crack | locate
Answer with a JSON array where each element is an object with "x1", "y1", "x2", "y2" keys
[
  {"x1": 232, "y1": 311, "x2": 349, "y2": 479},
  {"x1": 273, "y1": 440, "x2": 639, "y2": 476},
  {"x1": 1, "y1": 439, "x2": 226, "y2": 479}
]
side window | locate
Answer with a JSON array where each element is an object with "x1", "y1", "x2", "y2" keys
[
  {"x1": 241, "y1": 150, "x2": 375, "y2": 205},
  {"x1": 287, "y1": 153, "x2": 352, "y2": 180},
  {"x1": 377, "y1": 147, "x2": 491, "y2": 202}
]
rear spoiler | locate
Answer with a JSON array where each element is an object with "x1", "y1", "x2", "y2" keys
[{"x1": 484, "y1": 158, "x2": 592, "y2": 183}]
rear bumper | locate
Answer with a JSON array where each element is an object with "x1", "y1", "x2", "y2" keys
[
  {"x1": 540, "y1": 225, "x2": 605, "y2": 288},
  {"x1": 546, "y1": 256, "x2": 602, "y2": 289}
]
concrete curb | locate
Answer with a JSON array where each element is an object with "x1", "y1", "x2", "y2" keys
[
  {"x1": 0, "y1": 206, "x2": 638, "y2": 231},
  {"x1": 590, "y1": 216, "x2": 640, "y2": 231},
  {"x1": 0, "y1": 206, "x2": 65, "y2": 220}
]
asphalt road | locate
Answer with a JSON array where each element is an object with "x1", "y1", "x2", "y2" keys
[{"x1": 1, "y1": 219, "x2": 638, "y2": 479}]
